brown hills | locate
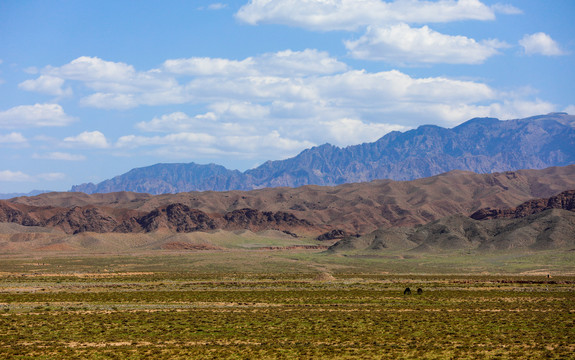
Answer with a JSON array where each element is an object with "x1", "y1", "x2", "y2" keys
[
  {"x1": 0, "y1": 201, "x2": 317, "y2": 235},
  {"x1": 328, "y1": 209, "x2": 575, "y2": 253},
  {"x1": 470, "y1": 189, "x2": 575, "y2": 220},
  {"x1": 2, "y1": 165, "x2": 575, "y2": 253},
  {"x1": 329, "y1": 188, "x2": 575, "y2": 253},
  {"x1": 8, "y1": 165, "x2": 575, "y2": 234}
]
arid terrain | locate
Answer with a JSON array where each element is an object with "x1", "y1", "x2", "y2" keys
[
  {"x1": 2, "y1": 167, "x2": 575, "y2": 359},
  {"x1": 1, "y1": 165, "x2": 575, "y2": 255}
]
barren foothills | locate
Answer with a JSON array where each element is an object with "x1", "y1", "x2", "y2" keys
[{"x1": 8, "y1": 165, "x2": 575, "y2": 234}]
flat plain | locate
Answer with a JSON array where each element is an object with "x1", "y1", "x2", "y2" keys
[{"x1": 0, "y1": 249, "x2": 573, "y2": 359}]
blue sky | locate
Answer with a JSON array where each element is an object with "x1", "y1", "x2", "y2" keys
[{"x1": 0, "y1": 0, "x2": 573, "y2": 193}]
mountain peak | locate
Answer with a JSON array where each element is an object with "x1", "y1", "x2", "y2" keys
[{"x1": 70, "y1": 113, "x2": 575, "y2": 195}]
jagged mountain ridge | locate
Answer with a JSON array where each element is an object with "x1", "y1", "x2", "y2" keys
[
  {"x1": 71, "y1": 113, "x2": 575, "y2": 194},
  {"x1": 0, "y1": 200, "x2": 317, "y2": 235}
]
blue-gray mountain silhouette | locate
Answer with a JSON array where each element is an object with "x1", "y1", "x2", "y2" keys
[{"x1": 71, "y1": 113, "x2": 575, "y2": 195}]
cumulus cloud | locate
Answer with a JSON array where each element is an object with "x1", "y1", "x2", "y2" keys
[
  {"x1": 0, "y1": 170, "x2": 66, "y2": 182},
  {"x1": 564, "y1": 105, "x2": 575, "y2": 115},
  {"x1": 163, "y1": 49, "x2": 347, "y2": 77},
  {"x1": 116, "y1": 130, "x2": 315, "y2": 160},
  {"x1": 18, "y1": 75, "x2": 72, "y2": 96},
  {"x1": 136, "y1": 103, "x2": 269, "y2": 133},
  {"x1": 33, "y1": 152, "x2": 86, "y2": 161},
  {"x1": 0, "y1": 132, "x2": 27, "y2": 144},
  {"x1": 320, "y1": 118, "x2": 409, "y2": 145},
  {"x1": 236, "y1": 0, "x2": 494, "y2": 31},
  {"x1": 15, "y1": 51, "x2": 560, "y2": 160},
  {"x1": 35, "y1": 56, "x2": 177, "y2": 109},
  {"x1": 44, "y1": 56, "x2": 136, "y2": 82},
  {"x1": 0, "y1": 103, "x2": 75, "y2": 128},
  {"x1": 491, "y1": 3, "x2": 522, "y2": 15},
  {"x1": 63, "y1": 131, "x2": 109, "y2": 148},
  {"x1": 345, "y1": 24, "x2": 506, "y2": 64},
  {"x1": 80, "y1": 93, "x2": 139, "y2": 110},
  {"x1": 0, "y1": 170, "x2": 32, "y2": 182},
  {"x1": 208, "y1": 3, "x2": 228, "y2": 10},
  {"x1": 519, "y1": 33, "x2": 566, "y2": 56}
]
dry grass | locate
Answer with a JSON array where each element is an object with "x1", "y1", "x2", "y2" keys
[{"x1": 0, "y1": 269, "x2": 573, "y2": 359}]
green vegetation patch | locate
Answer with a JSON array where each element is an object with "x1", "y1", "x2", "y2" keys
[{"x1": 1, "y1": 272, "x2": 573, "y2": 359}]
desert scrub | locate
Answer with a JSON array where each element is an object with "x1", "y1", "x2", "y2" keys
[{"x1": 0, "y1": 274, "x2": 573, "y2": 359}]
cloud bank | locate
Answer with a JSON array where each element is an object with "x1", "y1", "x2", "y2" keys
[{"x1": 17, "y1": 49, "x2": 559, "y2": 161}]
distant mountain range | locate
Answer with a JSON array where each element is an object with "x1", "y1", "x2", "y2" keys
[
  {"x1": 0, "y1": 190, "x2": 51, "y2": 200},
  {"x1": 71, "y1": 113, "x2": 575, "y2": 195}
]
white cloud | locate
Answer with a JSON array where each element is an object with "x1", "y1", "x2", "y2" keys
[
  {"x1": 345, "y1": 24, "x2": 505, "y2": 64},
  {"x1": 491, "y1": 3, "x2": 522, "y2": 15},
  {"x1": 0, "y1": 132, "x2": 27, "y2": 144},
  {"x1": 0, "y1": 170, "x2": 66, "y2": 183},
  {"x1": 18, "y1": 75, "x2": 72, "y2": 96},
  {"x1": 0, "y1": 170, "x2": 32, "y2": 182},
  {"x1": 15, "y1": 51, "x2": 561, "y2": 159},
  {"x1": 255, "y1": 49, "x2": 348, "y2": 76},
  {"x1": 208, "y1": 3, "x2": 228, "y2": 10},
  {"x1": 116, "y1": 130, "x2": 315, "y2": 160},
  {"x1": 39, "y1": 56, "x2": 177, "y2": 108},
  {"x1": 486, "y1": 99, "x2": 556, "y2": 120},
  {"x1": 320, "y1": 118, "x2": 408, "y2": 145},
  {"x1": 564, "y1": 105, "x2": 575, "y2": 115},
  {"x1": 45, "y1": 56, "x2": 135, "y2": 82},
  {"x1": 63, "y1": 131, "x2": 109, "y2": 148},
  {"x1": 136, "y1": 103, "x2": 269, "y2": 133},
  {"x1": 519, "y1": 33, "x2": 566, "y2": 56},
  {"x1": 163, "y1": 49, "x2": 347, "y2": 77},
  {"x1": 163, "y1": 57, "x2": 253, "y2": 76},
  {"x1": 209, "y1": 101, "x2": 270, "y2": 119},
  {"x1": 0, "y1": 103, "x2": 75, "y2": 128},
  {"x1": 33, "y1": 152, "x2": 86, "y2": 161},
  {"x1": 136, "y1": 112, "x2": 210, "y2": 132},
  {"x1": 236, "y1": 0, "x2": 494, "y2": 31},
  {"x1": 313, "y1": 70, "x2": 495, "y2": 105},
  {"x1": 80, "y1": 93, "x2": 139, "y2": 110}
]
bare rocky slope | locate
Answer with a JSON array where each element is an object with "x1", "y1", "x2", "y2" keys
[
  {"x1": 328, "y1": 209, "x2": 575, "y2": 253},
  {"x1": 329, "y1": 189, "x2": 575, "y2": 253},
  {"x1": 6, "y1": 165, "x2": 575, "y2": 237},
  {"x1": 71, "y1": 113, "x2": 575, "y2": 194},
  {"x1": 470, "y1": 189, "x2": 575, "y2": 220}
]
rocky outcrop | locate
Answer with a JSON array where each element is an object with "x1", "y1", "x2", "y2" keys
[
  {"x1": 0, "y1": 201, "x2": 316, "y2": 236},
  {"x1": 470, "y1": 190, "x2": 575, "y2": 220},
  {"x1": 137, "y1": 204, "x2": 218, "y2": 232},
  {"x1": 43, "y1": 206, "x2": 121, "y2": 235},
  {"x1": 223, "y1": 208, "x2": 312, "y2": 231},
  {"x1": 71, "y1": 113, "x2": 575, "y2": 194},
  {"x1": 330, "y1": 209, "x2": 575, "y2": 252},
  {"x1": 316, "y1": 229, "x2": 352, "y2": 241},
  {"x1": 0, "y1": 201, "x2": 40, "y2": 227}
]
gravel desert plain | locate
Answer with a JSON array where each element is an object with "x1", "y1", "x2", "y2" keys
[{"x1": 1, "y1": 166, "x2": 574, "y2": 359}]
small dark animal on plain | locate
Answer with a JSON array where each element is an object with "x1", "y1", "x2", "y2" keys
[
  {"x1": 403, "y1": 287, "x2": 411, "y2": 295},
  {"x1": 417, "y1": 288, "x2": 423, "y2": 295}
]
